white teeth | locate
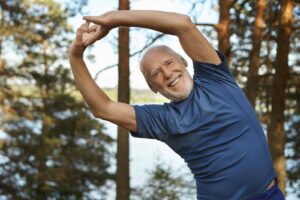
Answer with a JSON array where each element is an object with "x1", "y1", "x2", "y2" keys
[{"x1": 168, "y1": 76, "x2": 181, "y2": 87}]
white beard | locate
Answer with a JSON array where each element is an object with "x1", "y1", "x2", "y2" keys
[{"x1": 159, "y1": 79, "x2": 194, "y2": 102}]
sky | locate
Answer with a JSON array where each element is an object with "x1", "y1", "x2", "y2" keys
[
  {"x1": 69, "y1": 0, "x2": 219, "y2": 89},
  {"x1": 1, "y1": 0, "x2": 297, "y2": 198},
  {"x1": 67, "y1": 1, "x2": 219, "y2": 198},
  {"x1": 1, "y1": 2, "x2": 218, "y2": 198},
  {"x1": 69, "y1": 2, "x2": 298, "y2": 199}
]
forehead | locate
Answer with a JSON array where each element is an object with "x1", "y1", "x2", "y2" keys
[{"x1": 141, "y1": 46, "x2": 177, "y2": 71}]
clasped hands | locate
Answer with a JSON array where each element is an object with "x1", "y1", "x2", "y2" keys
[{"x1": 69, "y1": 13, "x2": 114, "y2": 57}]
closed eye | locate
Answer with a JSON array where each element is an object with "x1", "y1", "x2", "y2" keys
[
  {"x1": 166, "y1": 60, "x2": 173, "y2": 65},
  {"x1": 154, "y1": 71, "x2": 161, "y2": 76},
  {"x1": 152, "y1": 70, "x2": 161, "y2": 77}
]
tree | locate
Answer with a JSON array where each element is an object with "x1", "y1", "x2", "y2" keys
[
  {"x1": 190, "y1": 0, "x2": 299, "y2": 196},
  {"x1": 0, "y1": 0, "x2": 114, "y2": 199},
  {"x1": 216, "y1": 0, "x2": 232, "y2": 64},
  {"x1": 116, "y1": 0, "x2": 130, "y2": 199},
  {"x1": 131, "y1": 161, "x2": 196, "y2": 200},
  {"x1": 268, "y1": 0, "x2": 295, "y2": 194},
  {"x1": 286, "y1": 118, "x2": 300, "y2": 198},
  {"x1": 245, "y1": 0, "x2": 267, "y2": 107},
  {"x1": 285, "y1": 0, "x2": 300, "y2": 196}
]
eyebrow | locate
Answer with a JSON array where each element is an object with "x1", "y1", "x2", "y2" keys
[
  {"x1": 163, "y1": 58, "x2": 174, "y2": 65},
  {"x1": 150, "y1": 58, "x2": 175, "y2": 77},
  {"x1": 150, "y1": 68, "x2": 160, "y2": 77}
]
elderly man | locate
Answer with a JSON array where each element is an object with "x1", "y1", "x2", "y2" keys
[{"x1": 69, "y1": 10, "x2": 284, "y2": 200}]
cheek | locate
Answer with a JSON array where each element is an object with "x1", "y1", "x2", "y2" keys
[{"x1": 151, "y1": 77, "x2": 164, "y2": 89}]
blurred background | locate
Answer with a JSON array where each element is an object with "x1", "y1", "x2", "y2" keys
[{"x1": 0, "y1": 0, "x2": 299, "y2": 199}]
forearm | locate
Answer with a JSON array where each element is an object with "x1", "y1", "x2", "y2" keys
[
  {"x1": 101, "y1": 10, "x2": 192, "y2": 35},
  {"x1": 69, "y1": 54, "x2": 111, "y2": 118}
]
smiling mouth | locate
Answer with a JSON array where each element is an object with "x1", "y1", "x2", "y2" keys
[{"x1": 168, "y1": 75, "x2": 181, "y2": 87}]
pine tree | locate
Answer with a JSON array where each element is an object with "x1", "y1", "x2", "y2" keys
[
  {"x1": 0, "y1": 0, "x2": 115, "y2": 199},
  {"x1": 131, "y1": 161, "x2": 196, "y2": 200},
  {"x1": 268, "y1": 0, "x2": 295, "y2": 194}
]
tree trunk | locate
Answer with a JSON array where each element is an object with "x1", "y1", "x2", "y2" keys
[
  {"x1": 245, "y1": 0, "x2": 267, "y2": 107},
  {"x1": 116, "y1": 0, "x2": 130, "y2": 199},
  {"x1": 0, "y1": 10, "x2": 4, "y2": 75},
  {"x1": 217, "y1": 0, "x2": 231, "y2": 64},
  {"x1": 37, "y1": 40, "x2": 49, "y2": 199},
  {"x1": 267, "y1": 0, "x2": 294, "y2": 195},
  {"x1": 0, "y1": 56, "x2": 4, "y2": 75}
]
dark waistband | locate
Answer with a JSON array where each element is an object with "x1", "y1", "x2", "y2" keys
[{"x1": 251, "y1": 178, "x2": 280, "y2": 200}]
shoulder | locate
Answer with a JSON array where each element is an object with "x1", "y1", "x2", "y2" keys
[
  {"x1": 192, "y1": 50, "x2": 236, "y2": 84},
  {"x1": 193, "y1": 50, "x2": 227, "y2": 69}
]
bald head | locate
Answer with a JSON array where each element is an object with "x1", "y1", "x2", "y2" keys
[
  {"x1": 138, "y1": 45, "x2": 193, "y2": 101},
  {"x1": 140, "y1": 45, "x2": 179, "y2": 72},
  {"x1": 138, "y1": 45, "x2": 190, "y2": 96}
]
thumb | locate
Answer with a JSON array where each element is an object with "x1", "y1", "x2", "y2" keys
[
  {"x1": 75, "y1": 25, "x2": 84, "y2": 43},
  {"x1": 83, "y1": 16, "x2": 104, "y2": 25}
]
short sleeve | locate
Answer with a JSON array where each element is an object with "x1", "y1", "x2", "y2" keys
[
  {"x1": 130, "y1": 104, "x2": 170, "y2": 141},
  {"x1": 193, "y1": 50, "x2": 236, "y2": 84}
]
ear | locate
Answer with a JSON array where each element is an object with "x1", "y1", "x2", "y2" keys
[
  {"x1": 180, "y1": 56, "x2": 188, "y2": 67},
  {"x1": 146, "y1": 77, "x2": 157, "y2": 93},
  {"x1": 147, "y1": 81, "x2": 157, "y2": 93}
]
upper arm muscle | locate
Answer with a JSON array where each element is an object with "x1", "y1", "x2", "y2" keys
[
  {"x1": 178, "y1": 21, "x2": 221, "y2": 65},
  {"x1": 102, "y1": 101, "x2": 137, "y2": 132}
]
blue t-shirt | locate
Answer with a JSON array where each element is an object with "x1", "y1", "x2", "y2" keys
[{"x1": 130, "y1": 51, "x2": 276, "y2": 200}]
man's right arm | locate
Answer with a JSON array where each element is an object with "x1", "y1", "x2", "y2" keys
[
  {"x1": 83, "y1": 10, "x2": 221, "y2": 65},
  {"x1": 69, "y1": 22, "x2": 137, "y2": 132}
]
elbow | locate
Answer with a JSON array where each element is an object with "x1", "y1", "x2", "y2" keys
[
  {"x1": 90, "y1": 101, "x2": 113, "y2": 120},
  {"x1": 91, "y1": 110, "x2": 104, "y2": 119},
  {"x1": 176, "y1": 15, "x2": 194, "y2": 34},
  {"x1": 92, "y1": 110, "x2": 110, "y2": 121},
  {"x1": 182, "y1": 15, "x2": 193, "y2": 25}
]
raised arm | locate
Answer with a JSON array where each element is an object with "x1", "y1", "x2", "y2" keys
[
  {"x1": 69, "y1": 22, "x2": 137, "y2": 132},
  {"x1": 83, "y1": 10, "x2": 221, "y2": 64}
]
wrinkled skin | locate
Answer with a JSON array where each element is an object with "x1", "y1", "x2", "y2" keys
[{"x1": 140, "y1": 45, "x2": 194, "y2": 102}]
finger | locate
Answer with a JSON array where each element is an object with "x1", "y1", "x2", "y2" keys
[
  {"x1": 75, "y1": 26, "x2": 83, "y2": 43},
  {"x1": 83, "y1": 21, "x2": 90, "y2": 30},
  {"x1": 84, "y1": 37, "x2": 96, "y2": 47},
  {"x1": 84, "y1": 38, "x2": 95, "y2": 47},
  {"x1": 83, "y1": 16, "x2": 103, "y2": 24},
  {"x1": 84, "y1": 30, "x2": 102, "y2": 46},
  {"x1": 84, "y1": 30, "x2": 101, "y2": 46},
  {"x1": 82, "y1": 21, "x2": 90, "y2": 31},
  {"x1": 88, "y1": 24, "x2": 98, "y2": 33}
]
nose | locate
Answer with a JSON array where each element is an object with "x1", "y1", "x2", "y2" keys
[{"x1": 162, "y1": 67, "x2": 172, "y2": 80}]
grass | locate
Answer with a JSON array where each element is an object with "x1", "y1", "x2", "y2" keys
[{"x1": 6, "y1": 84, "x2": 168, "y2": 104}]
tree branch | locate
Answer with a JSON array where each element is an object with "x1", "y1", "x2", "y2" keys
[
  {"x1": 93, "y1": 22, "x2": 218, "y2": 80},
  {"x1": 93, "y1": 33, "x2": 165, "y2": 80},
  {"x1": 194, "y1": 23, "x2": 216, "y2": 28}
]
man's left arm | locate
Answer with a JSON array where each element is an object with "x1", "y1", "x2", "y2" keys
[{"x1": 177, "y1": 20, "x2": 221, "y2": 65}]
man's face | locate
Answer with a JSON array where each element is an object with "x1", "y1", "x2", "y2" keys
[{"x1": 140, "y1": 46, "x2": 194, "y2": 102}]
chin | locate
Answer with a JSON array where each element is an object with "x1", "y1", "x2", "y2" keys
[
  {"x1": 161, "y1": 85, "x2": 193, "y2": 102},
  {"x1": 159, "y1": 76, "x2": 194, "y2": 102}
]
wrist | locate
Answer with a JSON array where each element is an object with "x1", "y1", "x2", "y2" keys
[
  {"x1": 102, "y1": 10, "x2": 121, "y2": 28},
  {"x1": 69, "y1": 49, "x2": 84, "y2": 60},
  {"x1": 69, "y1": 43, "x2": 85, "y2": 58}
]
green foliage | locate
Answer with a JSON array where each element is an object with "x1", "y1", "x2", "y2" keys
[
  {"x1": 1, "y1": 88, "x2": 115, "y2": 199},
  {"x1": 188, "y1": 0, "x2": 300, "y2": 196},
  {"x1": 286, "y1": 118, "x2": 300, "y2": 197},
  {"x1": 103, "y1": 88, "x2": 168, "y2": 103},
  {"x1": 131, "y1": 161, "x2": 196, "y2": 200},
  {"x1": 231, "y1": 1, "x2": 300, "y2": 195},
  {"x1": 0, "y1": 0, "x2": 115, "y2": 199}
]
